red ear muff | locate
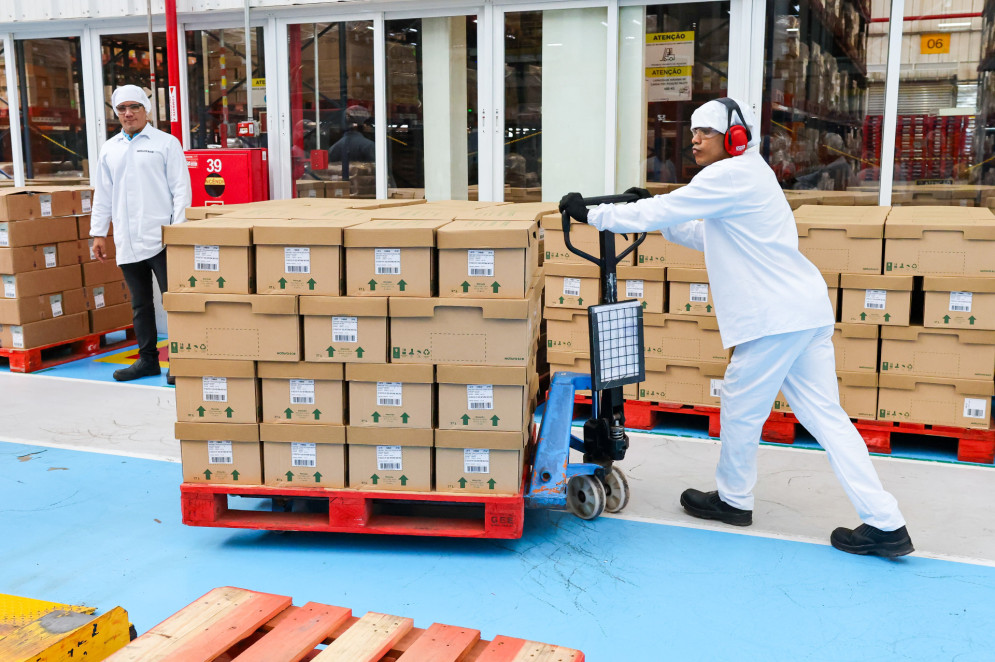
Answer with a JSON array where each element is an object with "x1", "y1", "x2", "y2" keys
[{"x1": 724, "y1": 124, "x2": 749, "y2": 156}]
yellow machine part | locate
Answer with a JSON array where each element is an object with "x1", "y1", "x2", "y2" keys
[{"x1": 0, "y1": 594, "x2": 130, "y2": 662}]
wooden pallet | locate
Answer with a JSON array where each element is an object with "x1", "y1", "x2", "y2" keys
[
  {"x1": 0, "y1": 324, "x2": 136, "y2": 373},
  {"x1": 105, "y1": 586, "x2": 584, "y2": 662}
]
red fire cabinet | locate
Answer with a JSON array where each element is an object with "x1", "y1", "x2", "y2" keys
[{"x1": 184, "y1": 148, "x2": 269, "y2": 207}]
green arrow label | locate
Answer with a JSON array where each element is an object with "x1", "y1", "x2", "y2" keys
[
  {"x1": 859, "y1": 312, "x2": 867, "y2": 321},
  {"x1": 371, "y1": 411, "x2": 381, "y2": 423},
  {"x1": 401, "y1": 412, "x2": 410, "y2": 424},
  {"x1": 355, "y1": 347, "x2": 365, "y2": 358},
  {"x1": 326, "y1": 346, "x2": 335, "y2": 357},
  {"x1": 399, "y1": 475, "x2": 408, "y2": 486},
  {"x1": 278, "y1": 277, "x2": 287, "y2": 289},
  {"x1": 313, "y1": 471, "x2": 322, "y2": 483},
  {"x1": 883, "y1": 313, "x2": 891, "y2": 322},
  {"x1": 398, "y1": 279, "x2": 407, "y2": 292},
  {"x1": 371, "y1": 473, "x2": 379, "y2": 485},
  {"x1": 577, "y1": 297, "x2": 583, "y2": 306},
  {"x1": 461, "y1": 414, "x2": 470, "y2": 425},
  {"x1": 706, "y1": 304, "x2": 712, "y2": 313},
  {"x1": 313, "y1": 409, "x2": 322, "y2": 420},
  {"x1": 285, "y1": 470, "x2": 294, "y2": 481},
  {"x1": 231, "y1": 470, "x2": 240, "y2": 481},
  {"x1": 307, "y1": 278, "x2": 316, "y2": 290},
  {"x1": 491, "y1": 281, "x2": 500, "y2": 293},
  {"x1": 487, "y1": 478, "x2": 496, "y2": 490},
  {"x1": 461, "y1": 281, "x2": 470, "y2": 292},
  {"x1": 197, "y1": 406, "x2": 206, "y2": 417},
  {"x1": 368, "y1": 279, "x2": 377, "y2": 291},
  {"x1": 943, "y1": 315, "x2": 951, "y2": 324},
  {"x1": 203, "y1": 469, "x2": 212, "y2": 479},
  {"x1": 216, "y1": 276, "x2": 226, "y2": 289},
  {"x1": 969, "y1": 316, "x2": 976, "y2": 325},
  {"x1": 224, "y1": 406, "x2": 234, "y2": 418},
  {"x1": 559, "y1": 296, "x2": 565, "y2": 304},
  {"x1": 284, "y1": 407, "x2": 293, "y2": 419},
  {"x1": 458, "y1": 477, "x2": 467, "y2": 488},
  {"x1": 188, "y1": 276, "x2": 197, "y2": 287},
  {"x1": 491, "y1": 415, "x2": 500, "y2": 426},
  {"x1": 685, "y1": 303, "x2": 692, "y2": 311},
  {"x1": 642, "y1": 301, "x2": 647, "y2": 309}
]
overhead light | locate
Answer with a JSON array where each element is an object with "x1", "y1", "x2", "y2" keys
[
  {"x1": 786, "y1": 28, "x2": 799, "y2": 32},
  {"x1": 937, "y1": 21, "x2": 971, "y2": 28}
]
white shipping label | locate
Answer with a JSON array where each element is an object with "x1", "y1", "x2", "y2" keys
[
  {"x1": 464, "y1": 448, "x2": 491, "y2": 474},
  {"x1": 88, "y1": 239, "x2": 96, "y2": 260},
  {"x1": 467, "y1": 384, "x2": 494, "y2": 410},
  {"x1": 94, "y1": 287, "x2": 106, "y2": 309},
  {"x1": 290, "y1": 379, "x2": 315, "y2": 405},
  {"x1": 81, "y1": 191, "x2": 92, "y2": 213},
  {"x1": 563, "y1": 277, "x2": 581, "y2": 297},
  {"x1": 625, "y1": 279, "x2": 644, "y2": 299},
  {"x1": 690, "y1": 283, "x2": 709, "y2": 303},
  {"x1": 11, "y1": 326, "x2": 24, "y2": 349},
  {"x1": 40, "y1": 194, "x2": 53, "y2": 217},
  {"x1": 284, "y1": 246, "x2": 311, "y2": 274},
  {"x1": 0, "y1": 223, "x2": 8, "y2": 247},
  {"x1": 194, "y1": 245, "x2": 220, "y2": 272},
  {"x1": 949, "y1": 291, "x2": 973, "y2": 313},
  {"x1": 207, "y1": 440, "x2": 234, "y2": 465},
  {"x1": 43, "y1": 246, "x2": 57, "y2": 268},
  {"x1": 332, "y1": 316, "x2": 358, "y2": 343},
  {"x1": 377, "y1": 382, "x2": 403, "y2": 407},
  {"x1": 2, "y1": 276, "x2": 16, "y2": 298},
  {"x1": 202, "y1": 376, "x2": 228, "y2": 402},
  {"x1": 864, "y1": 289, "x2": 887, "y2": 310},
  {"x1": 375, "y1": 248, "x2": 401, "y2": 275},
  {"x1": 376, "y1": 445, "x2": 403, "y2": 471},
  {"x1": 291, "y1": 442, "x2": 317, "y2": 467},
  {"x1": 468, "y1": 249, "x2": 495, "y2": 277},
  {"x1": 710, "y1": 379, "x2": 724, "y2": 398},
  {"x1": 49, "y1": 294, "x2": 63, "y2": 318},
  {"x1": 964, "y1": 398, "x2": 987, "y2": 420}
]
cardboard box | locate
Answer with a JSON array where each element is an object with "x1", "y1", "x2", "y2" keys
[
  {"x1": 258, "y1": 361, "x2": 345, "y2": 425},
  {"x1": 668, "y1": 268, "x2": 715, "y2": 316},
  {"x1": 82, "y1": 260, "x2": 124, "y2": 286},
  {"x1": 347, "y1": 426, "x2": 433, "y2": 491},
  {"x1": 0, "y1": 189, "x2": 43, "y2": 221},
  {"x1": 772, "y1": 372, "x2": 878, "y2": 420},
  {"x1": 66, "y1": 187, "x2": 93, "y2": 215},
  {"x1": 540, "y1": 214, "x2": 636, "y2": 266},
  {"x1": 30, "y1": 187, "x2": 76, "y2": 217},
  {"x1": 884, "y1": 206, "x2": 995, "y2": 276},
  {"x1": 840, "y1": 275, "x2": 913, "y2": 326},
  {"x1": 163, "y1": 293, "x2": 300, "y2": 361},
  {"x1": 0, "y1": 312, "x2": 88, "y2": 349},
  {"x1": 545, "y1": 307, "x2": 589, "y2": 355},
  {"x1": 299, "y1": 296, "x2": 387, "y2": 363},
  {"x1": 344, "y1": 218, "x2": 451, "y2": 296},
  {"x1": 389, "y1": 288, "x2": 541, "y2": 366},
  {"x1": 618, "y1": 266, "x2": 666, "y2": 314},
  {"x1": 639, "y1": 358, "x2": 727, "y2": 406},
  {"x1": 643, "y1": 314, "x2": 729, "y2": 362},
  {"x1": 56, "y1": 240, "x2": 81, "y2": 266},
  {"x1": 636, "y1": 231, "x2": 706, "y2": 268},
  {"x1": 923, "y1": 276, "x2": 995, "y2": 330},
  {"x1": 260, "y1": 423, "x2": 346, "y2": 488},
  {"x1": 437, "y1": 219, "x2": 540, "y2": 299},
  {"x1": 0, "y1": 288, "x2": 87, "y2": 325},
  {"x1": 79, "y1": 237, "x2": 115, "y2": 263},
  {"x1": 435, "y1": 428, "x2": 528, "y2": 495},
  {"x1": 547, "y1": 350, "x2": 639, "y2": 398},
  {"x1": 2, "y1": 265, "x2": 82, "y2": 299},
  {"x1": 89, "y1": 301, "x2": 133, "y2": 334},
  {"x1": 296, "y1": 180, "x2": 325, "y2": 199},
  {"x1": 880, "y1": 326, "x2": 995, "y2": 380},
  {"x1": 171, "y1": 358, "x2": 259, "y2": 424},
  {"x1": 824, "y1": 272, "x2": 840, "y2": 320},
  {"x1": 254, "y1": 218, "x2": 362, "y2": 296},
  {"x1": 346, "y1": 363, "x2": 434, "y2": 428},
  {"x1": 0, "y1": 244, "x2": 68, "y2": 273},
  {"x1": 793, "y1": 205, "x2": 887, "y2": 274},
  {"x1": 325, "y1": 181, "x2": 351, "y2": 199},
  {"x1": 877, "y1": 374, "x2": 994, "y2": 430},
  {"x1": 84, "y1": 282, "x2": 130, "y2": 311},
  {"x1": 833, "y1": 323, "x2": 878, "y2": 373},
  {"x1": 176, "y1": 422, "x2": 262, "y2": 484},
  {"x1": 163, "y1": 218, "x2": 254, "y2": 294},
  {"x1": 453, "y1": 202, "x2": 558, "y2": 223},
  {"x1": 544, "y1": 263, "x2": 599, "y2": 309},
  {"x1": 437, "y1": 365, "x2": 538, "y2": 431},
  {"x1": 77, "y1": 215, "x2": 100, "y2": 240},
  {"x1": 0, "y1": 216, "x2": 79, "y2": 249}
]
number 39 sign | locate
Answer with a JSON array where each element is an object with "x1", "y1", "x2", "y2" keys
[{"x1": 921, "y1": 34, "x2": 950, "y2": 55}]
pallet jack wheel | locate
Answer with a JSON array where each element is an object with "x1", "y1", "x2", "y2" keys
[
  {"x1": 604, "y1": 466, "x2": 630, "y2": 514},
  {"x1": 566, "y1": 474, "x2": 606, "y2": 520}
]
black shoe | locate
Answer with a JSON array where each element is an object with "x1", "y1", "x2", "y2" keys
[
  {"x1": 831, "y1": 524, "x2": 914, "y2": 558},
  {"x1": 113, "y1": 359, "x2": 161, "y2": 382},
  {"x1": 680, "y1": 488, "x2": 753, "y2": 526},
  {"x1": 166, "y1": 369, "x2": 175, "y2": 386}
]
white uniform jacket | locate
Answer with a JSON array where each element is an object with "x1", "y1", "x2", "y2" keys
[
  {"x1": 90, "y1": 124, "x2": 191, "y2": 265},
  {"x1": 588, "y1": 151, "x2": 834, "y2": 348}
]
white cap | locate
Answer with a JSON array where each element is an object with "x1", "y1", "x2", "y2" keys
[
  {"x1": 690, "y1": 97, "x2": 758, "y2": 148},
  {"x1": 111, "y1": 85, "x2": 151, "y2": 113}
]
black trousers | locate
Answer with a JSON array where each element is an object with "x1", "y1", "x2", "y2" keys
[{"x1": 119, "y1": 248, "x2": 168, "y2": 363}]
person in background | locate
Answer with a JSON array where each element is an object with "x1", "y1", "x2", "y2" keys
[
  {"x1": 90, "y1": 84, "x2": 191, "y2": 383},
  {"x1": 328, "y1": 104, "x2": 376, "y2": 165},
  {"x1": 559, "y1": 97, "x2": 913, "y2": 558}
]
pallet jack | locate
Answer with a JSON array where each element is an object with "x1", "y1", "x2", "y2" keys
[{"x1": 525, "y1": 194, "x2": 647, "y2": 520}]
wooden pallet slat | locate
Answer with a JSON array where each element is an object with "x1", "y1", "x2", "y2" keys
[
  {"x1": 475, "y1": 635, "x2": 585, "y2": 662},
  {"x1": 395, "y1": 622, "x2": 480, "y2": 661},
  {"x1": 234, "y1": 602, "x2": 352, "y2": 662},
  {"x1": 313, "y1": 612, "x2": 414, "y2": 662}
]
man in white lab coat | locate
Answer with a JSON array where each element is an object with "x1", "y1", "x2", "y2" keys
[
  {"x1": 90, "y1": 85, "x2": 191, "y2": 382},
  {"x1": 559, "y1": 98, "x2": 913, "y2": 557}
]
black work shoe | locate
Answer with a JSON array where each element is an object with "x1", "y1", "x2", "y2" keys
[
  {"x1": 113, "y1": 359, "x2": 161, "y2": 382},
  {"x1": 680, "y1": 488, "x2": 753, "y2": 526},
  {"x1": 165, "y1": 369, "x2": 175, "y2": 386},
  {"x1": 831, "y1": 524, "x2": 914, "y2": 558}
]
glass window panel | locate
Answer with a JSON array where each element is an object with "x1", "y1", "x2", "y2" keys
[
  {"x1": 0, "y1": 44, "x2": 12, "y2": 183},
  {"x1": 100, "y1": 33, "x2": 171, "y2": 138},
  {"x1": 504, "y1": 11, "x2": 543, "y2": 201}
]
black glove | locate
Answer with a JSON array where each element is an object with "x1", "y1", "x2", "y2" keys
[
  {"x1": 624, "y1": 186, "x2": 652, "y2": 200},
  {"x1": 559, "y1": 192, "x2": 588, "y2": 223}
]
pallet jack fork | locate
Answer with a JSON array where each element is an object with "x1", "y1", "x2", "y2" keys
[{"x1": 525, "y1": 194, "x2": 647, "y2": 520}]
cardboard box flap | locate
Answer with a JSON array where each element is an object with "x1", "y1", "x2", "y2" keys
[
  {"x1": 162, "y1": 219, "x2": 253, "y2": 246},
  {"x1": 885, "y1": 208, "x2": 995, "y2": 240},
  {"x1": 879, "y1": 373, "x2": 995, "y2": 395},
  {"x1": 838, "y1": 371, "x2": 878, "y2": 388},
  {"x1": 644, "y1": 357, "x2": 727, "y2": 377},
  {"x1": 299, "y1": 296, "x2": 388, "y2": 317},
  {"x1": 544, "y1": 262, "x2": 600, "y2": 278},
  {"x1": 834, "y1": 323, "x2": 879, "y2": 339},
  {"x1": 821, "y1": 272, "x2": 840, "y2": 288},
  {"x1": 368, "y1": 205, "x2": 464, "y2": 221},
  {"x1": 644, "y1": 313, "x2": 720, "y2": 331},
  {"x1": 344, "y1": 218, "x2": 450, "y2": 247},
  {"x1": 163, "y1": 293, "x2": 298, "y2": 314},
  {"x1": 345, "y1": 362, "x2": 434, "y2": 383},
  {"x1": 923, "y1": 276, "x2": 995, "y2": 294},
  {"x1": 260, "y1": 423, "x2": 346, "y2": 444},
  {"x1": 252, "y1": 218, "x2": 362, "y2": 246},
  {"x1": 169, "y1": 358, "x2": 256, "y2": 378},
  {"x1": 887, "y1": 206, "x2": 995, "y2": 221},
  {"x1": 175, "y1": 421, "x2": 259, "y2": 442},
  {"x1": 881, "y1": 325, "x2": 995, "y2": 345},
  {"x1": 257, "y1": 361, "x2": 344, "y2": 380},
  {"x1": 667, "y1": 267, "x2": 709, "y2": 283},
  {"x1": 840, "y1": 274, "x2": 914, "y2": 291},
  {"x1": 547, "y1": 349, "x2": 588, "y2": 366},
  {"x1": 617, "y1": 266, "x2": 666, "y2": 281},
  {"x1": 793, "y1": 205, "x2": 889, "y2": 238},
  {"x1": 436, "y1": 220, "x2": 539, "y2": 249},
  {"x1": 435, "y1": 428, "x2": 528, "y2": 450},
  {"x1": 543, "y1": 306, "x2": 586, "y2": 322},
  {"x1": 540, "y1": 213, "x2": 571, "y2": 231},
  {"x1": 389, "y1": 287, "x2": 541, "y2": 320},
  {"x1": 346, "y1": 426, "x2": 434, "y2": 447},
  {"x1": 453, "y1": 202, "x2": 559, "y2": 222},
  {"x1": 436, "y1": 364, "x2": 532, "y2": 385}
]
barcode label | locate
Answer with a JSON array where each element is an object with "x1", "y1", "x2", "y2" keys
[
  {"x1": 468, "y1": 249, "x2": 495, "y2": 277},
  {"x1": 949, "y1": 291, "x2": 973, "y2": 313},
  {"x1": 290, "y1": 379, "x2": 315, "y2": 405},
  {"x1": 332, "y1": 316, "x2": 358, "y2": 343},
  {"x1": 375, "y1": 248, "x2": 401, "y2": 275},
  {"x1": 864, "y1": 289, "x2": 887, "y2": 310},
  {"x1": 467, "y1": 384, "x2": 494, "y2": 410},
  {"x1": 964, "y1": 398, "x2": 987, "y2": 419},
  {"x1": 194, "y1": 245, "x2": 220, "y2": 271},
  {"x1": 94, "y1": 287, "x2": 106, "y2": 309},
  {"x1": 202, "y1": 376, "x2": 228, "y2": 402},
  {"x1": 710, "y1": 379, "x2": 724, "y2": 398},
  {"x1": 377, "y1": 382, "x2": 403, "y2": 407},
  {"x1": 377, "y1": 445, "x2": 403, "y2": 471},
  {"x1": 563, "y1": 277, "x2": 581, "y2": 297},
  {"x1": 284, "y1": 246, "x2": 311, "y2": 274},
  {"x1": 2, "y1": 276, "x2": 16, "y2": 298},
  {"x1": 690, "y1": 283, "x2": 709, "y2": 303},
  {"x1": 207, "y1": 440, "x2": 234, "y2": 465},
  {"x1": 0, "y1": 224, "x2": 8, "y2": 247},
  {"x1": 40, "y1": 194, "x2": 52, "y2": 217},
  {"x1": 50, "y1": 294, "x2": 63, "y2": 318},
  {"x1": 88, "y1": 239, "x2": 96, "y2": 260},
  {"x1": 43, "y1": 246, "x2": 57, "y2": 268},
  {"x1": 11, "y1": 326, "x2": 24, "y2": 348},
  {"x1": 81, "y1": 191, "x2": 92, "y2": 213},
  {"x1": 291, "y1": 442, "x2": 317, "y2": 467},
  {"x1": 464, "y1": 448, "x2": 490, "y2": 474},
  {"x1": 625, "y1": 279, "x2": 644, "y2": 299}
]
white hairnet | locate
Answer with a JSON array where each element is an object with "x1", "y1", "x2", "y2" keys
[
  {"x1": 111, "y1": 85, "x2": 151, "y2": 112},
  {"x1": 690, "y1": 98, "x2": 759, "y2": 148}
]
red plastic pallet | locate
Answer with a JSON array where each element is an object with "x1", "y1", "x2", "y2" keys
[
  {"x1": 573, "y1": 395, "x2": 721, "y2": 436},
  {"x1": 0, "y1": 324, "x2": 136, "y2": 373}
]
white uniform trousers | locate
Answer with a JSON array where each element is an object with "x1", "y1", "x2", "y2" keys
[{"x1": 716, "y1": 324, "x2": 906, "y2": 531}]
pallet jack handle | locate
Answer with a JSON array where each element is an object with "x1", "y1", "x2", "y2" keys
[{"x1": 559, "y1": 194, "x2": 647, "y2": 283}]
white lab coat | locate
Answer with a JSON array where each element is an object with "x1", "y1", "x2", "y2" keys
[{"x1": 90, "y1": 124, "x2": 191, "y2": 265}]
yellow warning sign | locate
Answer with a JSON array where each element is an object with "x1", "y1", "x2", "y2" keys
[
  {"x1": 646, "y1": 66, "x2": 693, "y2": 78},
  {"x1": 205, "y1": 176, "x2": 225, "y2": 186}
]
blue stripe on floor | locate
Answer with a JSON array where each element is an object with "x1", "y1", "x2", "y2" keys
[{"x1": 2, "y1": 441, "x2": 993, "y2": 660}]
